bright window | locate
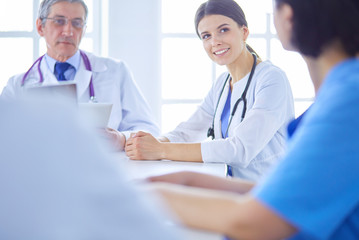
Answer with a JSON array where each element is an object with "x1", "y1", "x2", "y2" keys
[
  {"x1": 161, "y1": 0, "x2": 314, "y2": 133},
  {"x1": 0, "y1": 0, "x2": 100, "y2": 91},
  {"x1": 0, "y1": 0, "x2": 314, "y2": 133}
]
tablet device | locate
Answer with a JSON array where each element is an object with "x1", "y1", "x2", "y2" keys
[
  {"x1": 24, "y1": 82, "x2": 77, "y2": 105},
  {"x1": 78, "y1": 103, "x2": 113, "y2": 128}
]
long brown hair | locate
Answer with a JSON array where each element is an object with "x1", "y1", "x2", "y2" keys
[{"x1": 195, "y1": 0, "x2": 260, "y2": 59}]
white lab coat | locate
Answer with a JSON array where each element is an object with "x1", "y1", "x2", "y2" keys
[
  {"x1": 1, "y1": 51, "x2": 159, "y2": 137},
  {"x1": 164, "y1": 61, "x2": 295, "y2": 181}
]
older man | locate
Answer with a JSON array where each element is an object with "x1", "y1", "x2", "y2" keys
[{"x1": 1, "y1": 0, "x2": 159, "y2": 150}]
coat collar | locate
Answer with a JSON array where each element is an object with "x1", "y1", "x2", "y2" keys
[{"x1": 36, "y1": 51, "x2": 107, "y2": 100}]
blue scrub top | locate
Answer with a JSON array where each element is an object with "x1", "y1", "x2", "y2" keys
[
  {"x1": 221, "y1": 86, "x2": 232, "y2": 138},
  {"x1": 253, "y1": 58, "x2": 359, "y2": 239},
  {"x1": 221, "y1": 87, "x2": 234, "y2": 177}
]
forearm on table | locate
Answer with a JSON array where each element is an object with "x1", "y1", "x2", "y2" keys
[
  {"x1": 188, "y1": 172, "x2": 255, "y2": 194},
  {"x1": 158, "y1": 184, "x2": 296, "y2": 240},
  {"x1": 161, "y1": 142, "x2": 203, "y2": 162},
  {"x1": 157, "y1": 184, "x2": 237, "y2": 232}
]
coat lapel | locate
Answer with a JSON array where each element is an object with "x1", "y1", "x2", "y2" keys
[
  {"x1": 74, "y1": 52, "x2": 107, "y2": 100},
  {"x1": 214, "y1": 77, "x2": 230, "y2": 139},
  {"x1": 26, "y1": 51, "x2": 108, "y2": 101},
  {"x1": 24, "y1": 58, "x2": 58, "y2": 86}
]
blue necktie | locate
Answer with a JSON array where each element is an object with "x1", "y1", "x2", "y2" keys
[{"x1": 54, "y1": 62, "x2": 72, "y2": 81}]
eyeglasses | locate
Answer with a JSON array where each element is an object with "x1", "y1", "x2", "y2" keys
[{"x1": 44, "y1": 17, "x2": 86, "y2": 29}]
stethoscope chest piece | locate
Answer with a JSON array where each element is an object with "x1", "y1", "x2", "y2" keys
[{"x1": 207, "y1": 126, "x2": 215, "y2": 139}]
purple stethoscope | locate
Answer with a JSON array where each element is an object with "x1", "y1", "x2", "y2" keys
[{"x1": 21, "y1": 50, "x2": 97, "y2": 102}]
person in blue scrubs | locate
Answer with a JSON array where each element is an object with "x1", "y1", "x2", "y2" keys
[{"x1": 145, "y1": 0, "x2": 359, "y2": 239}]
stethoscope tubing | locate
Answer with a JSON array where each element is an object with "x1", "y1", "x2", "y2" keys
[
  {"x1": 21, "y1": 50, "x2": 96, "y2": 101},
  {"x1": 208, "y1": 53, "x2": 257, "y2": 139},
  {"x1": 22, "y1": 56, "x2": 45, "y2": 85},
  {"x1": 224, "y1": 53, "x2": 257, "y2": 138}
]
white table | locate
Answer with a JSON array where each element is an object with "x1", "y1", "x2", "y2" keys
[
  {"x1": 125, "y1": 159, "x2": 226, "y2": 180},
  {"x1": 115, "y1": 152, "x2": 226, "y2": 179},
  {"x1": 115, "y1": 152, "x2": 225, "y2": 240}
]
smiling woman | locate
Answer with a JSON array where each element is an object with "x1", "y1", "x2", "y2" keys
[
  {"x1": 147, "y1": 0, "x2": 359, "y2": 238},
  {"x1": 125, "y1": 0, "x2": 295, "y2": 181},
  {"x1": 161, "y1": 0, "x2": 312, "y2": 135}
]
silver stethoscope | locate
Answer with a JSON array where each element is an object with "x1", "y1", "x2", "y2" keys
[
  {"x1": 21, "y1": 50, "x2": 97, "y2": 102},
  {"x1": 207, "y1": 52, "x2": 257, "y2": 140},
  {"x1": 207, "y1": 53, "x2": 257, "y2": 177}
]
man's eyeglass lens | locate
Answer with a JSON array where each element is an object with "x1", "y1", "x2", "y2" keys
[{"x1": 46, "y1": 17, "x2": 85, "y2": 29}]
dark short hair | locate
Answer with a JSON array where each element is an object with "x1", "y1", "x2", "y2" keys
[{"x1": 275, "y1": 0, "x2": 359, "y2": 57}]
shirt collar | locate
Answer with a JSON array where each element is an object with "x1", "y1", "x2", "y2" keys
[{"x1": 44, "y1": 50, "x2": 81, "y2": 72}]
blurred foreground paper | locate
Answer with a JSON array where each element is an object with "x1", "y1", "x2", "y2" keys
[{"x1": 0, "y1": 99, "x2": 181, "y2": 240}]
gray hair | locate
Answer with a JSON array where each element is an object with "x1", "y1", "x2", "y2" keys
[{"x1": 38, "y1": 0, "x2": 88, "y2": 24}]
